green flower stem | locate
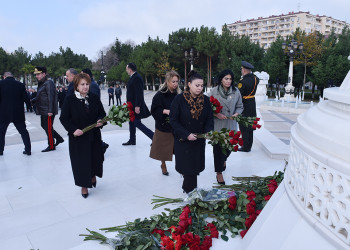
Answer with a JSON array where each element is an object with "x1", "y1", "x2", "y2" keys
[{"x1": 81, "y1": 117, "x2": 112, "y2": 134}]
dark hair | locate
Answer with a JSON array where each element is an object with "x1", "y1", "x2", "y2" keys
[
  {"x1": 81, "y1": 68, "x2": 93, "y2": 79},
  {"x1": 73, "y1": 73, "x2": 91, "y2": 91},
  {"x1": 186, "y1": 70, "x2": 203, "y2": 90},
  {"x1": 218, "y1": 69, "x2": 234, "y2": 87},
  {"x1": 127, "y1": 62, "x2": 137, "y2": 72}
]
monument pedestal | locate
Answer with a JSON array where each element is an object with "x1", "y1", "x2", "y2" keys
[{"x1": 245, "y1": 71, "x2": 350, "y2": 249}]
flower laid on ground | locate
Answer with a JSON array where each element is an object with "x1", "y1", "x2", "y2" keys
[
  {"x1": 196, "y1": 128, "x2": 243, "y2": 155},
  {"x1": 80, "y1": 102, "x2": 135, "y2": 134},
  {"x1": 80, "y1": 168, "x2": 286, "y2": 249},
  {"x1": 209, "y1": 96, "x2": 223, "y2": 114}
]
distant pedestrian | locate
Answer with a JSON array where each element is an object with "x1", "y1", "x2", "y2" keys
[
  {"x1": 115, "y1": 84, "x2": 122, "y2": 106},
  {"x1": 122, "y1": 63, "x2": 154, "y2": 146},
  {"x1": 57, "y1": 86, "x2": 66, "y2": 109},
  {"x1": 108, "y1": 85, "x2": 114, "y2": 106},
  {"x1": 0, "y1": 72, "x2": 31, "y2": 156},
  {"x1": 32, "y1": 66, "x2": 64, "y2": 152}
]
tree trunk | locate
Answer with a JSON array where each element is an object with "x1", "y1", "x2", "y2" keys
[
  {"x1": 209, "y1": 56, "x2": 212, "y2": 89},
  {"x1": 207, "y1": 56, "x2": 210, "y2": 89}
]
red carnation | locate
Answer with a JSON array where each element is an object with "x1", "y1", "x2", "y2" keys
[
  {"x1": 264, "y1": 195, "x2": 272, "y2": 201},
  {"x1": 181, "y1": 232, "x2": 194, "y2": 245},
  {"x1": 253, "y1": 120, "x2": 257, "y2": 124},
  {"x1": 246, "y1": 200, "x2": 256, "y2": 215},
  {"x1": 228, "y1": 196, "x2": 237, "y2": 210},
  {"x1": 245, "y1": 213, "x2": 257, "y2": 229},
  {"x1": 238, "y1": 138, "x2": 243, "y2": 146},
  {"x1": 246, "y1": 190, "x2": 256, "y2": 201},
  {"x1": 229, "y1": 130, "x2": 235, "y2": 137},
  {"x1": 267, "y1": 179, "x2": 278, "y2": 194},
  {"x1": 182, "y1": 206, "x2": 191, "y2": 216},
  {"x1": 257, "y1": 124, "x2": 262, "y2": 129},
  {"x1": 256, "y1": 117, "x2": 260, "y2": 121},
  {"x1": 240, "y1": 230, "x2": 248, "y2": 238},
  {"x1": 252, "y1": 124, "x2": 257, "y2": 130},
  {"x1": 127, "y1": 101, "x2": 133, "y2": 110},
  {"x1": 233, "y1": 145, "x2": 238, "y2": 152}
]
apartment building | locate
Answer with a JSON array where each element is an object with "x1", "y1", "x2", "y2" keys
[{"x1": 226, "y1": 11, "x2": 349, "y2": 49}]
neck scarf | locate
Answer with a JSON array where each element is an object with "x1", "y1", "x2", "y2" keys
[
  {"x1": 75, "y1": 91, "x2": 89, "y2": 111},
  {"x1": 218, "y1": 84, "x2": 233, "y2": 99},
  {"x1": 183, "y1": 90, "x2": 204, "y2": 120}
]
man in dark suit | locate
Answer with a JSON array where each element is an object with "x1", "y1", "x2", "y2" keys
[
  {"x1": 122, "y1": 63, "x2": 154, "y2": 146},
  {"x1": 0, "y1": 72, "x2": 31, "y2": 155},
  {"x1": 237, "y1": 61, "x2": 260, "y2": 152}
]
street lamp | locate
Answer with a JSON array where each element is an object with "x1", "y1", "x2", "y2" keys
[
  {"x1": 184, "y1": 48, "x2": 199, "y2": 84},
  {"x1": 282, "y1": 39, "x2": 303, "y2": 101}
]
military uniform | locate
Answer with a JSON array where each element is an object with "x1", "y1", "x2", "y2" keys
[{"x1": 238, "y1": 61, "x2": 259, "y2": 152}]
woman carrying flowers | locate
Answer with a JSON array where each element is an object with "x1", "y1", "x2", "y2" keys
[
  {"x1": 170, "y1": 71, "x2": 214, "y2": 193},
  {"x1": 209, "y1": 69, "x2": 243, "y2": 185},
  {"x1": 150, "y1": 70, "x2": 181, "y2": 176},
  {"x1": 59, "y1": 73, "x2": 106, "y2": 198}
]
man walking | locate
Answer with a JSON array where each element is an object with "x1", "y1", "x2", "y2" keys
[
  {"x1": 32, "y1": 67, "x2": 64, "y2": 152},
  {"x1": 0, "y1": 72, "x2": 31, "y2": 155},
  {"x1": 122, "y1": 63, "x2": 154, "y2": 145},
  {"x1": 237, "y1": 61, "x2": 259, "y2": 152}
]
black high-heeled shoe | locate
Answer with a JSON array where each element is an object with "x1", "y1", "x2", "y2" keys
[
  {"x1": 92, "y1": 181, "x2": 97, "y2": 188},
  {"x1": 82, "y1": 188, "x2": 89, "y2": 198},
  {"x1": 161, "y1": 164, "x2": 169, "y2": 176},
  {"x1": 216, "y1": 173, "x2": 225, "y2": 185}
]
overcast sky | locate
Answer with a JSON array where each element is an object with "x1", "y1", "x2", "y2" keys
[{"x1": 1, "y1": 0, "x2": 349, "y2": 61}]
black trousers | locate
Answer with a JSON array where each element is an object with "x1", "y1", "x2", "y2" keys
[
  {"x1": 108, "y1": 95, "x2": 114, "y2": 106},
  {"x1": 128, "y1": 119, "x2": 154, "y2": 143},
  {"x1": 0, "y1": 121, "x2": 31, "y2": 152},
  {"x1": 182, "y1": 175, "x2": 197, "y2": 193},
  {"x1": 115, "y1": 95, "x2": 121, "y2": 106},
  {"x1": 213, "y1": 144, "x2": 231, "y2": 173},
  {"x1": 239, "y1": 125, "x2": 253, "y2": 151},
  {"x1": 40, "y1": 115, "x2": 63, "y2": 149}
]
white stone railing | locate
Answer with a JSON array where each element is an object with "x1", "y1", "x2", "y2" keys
[{"x1": 285, "y1": 85, "x2": 350, "y2": 247}]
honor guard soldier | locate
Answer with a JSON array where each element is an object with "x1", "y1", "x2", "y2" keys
[{"x1": 237, "y1": 61, "x2": 259, "y2": 152}]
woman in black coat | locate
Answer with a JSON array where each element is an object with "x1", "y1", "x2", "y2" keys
[
  {"x1": 170, "y1": 71, "x2": 214, "y2": 193},
  {"x1": 60, "y1": 73, "x2": 106, "y2": 198},
  {"x1": 150, "y1": 70, "x2": 181, "y2": 175}
]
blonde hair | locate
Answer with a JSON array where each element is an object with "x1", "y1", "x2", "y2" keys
[{"x1": 159, "y1": 70, "x2": 181, "y2": 94}]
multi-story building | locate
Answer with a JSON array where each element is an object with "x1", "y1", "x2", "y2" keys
[{"x1": 226, "y1": 11, "x2": 349, "y2": 49}]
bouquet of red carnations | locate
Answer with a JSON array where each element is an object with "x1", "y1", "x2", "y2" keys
[
  {"x1": 209, "y1": 96, "x2": 223, "y2": 114},
  {"x1": 230, "y1": 115, "x2": 261, "y2": 130},
  {"x1": 209, "y1": 96, "x2": 262, "y2": 130},
  {"x1": 197, "y1": 128, "x2": 243, "y2": 155},
  {"x1": 81, "y1": 102, "x2": 135, "y2": 134}
]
